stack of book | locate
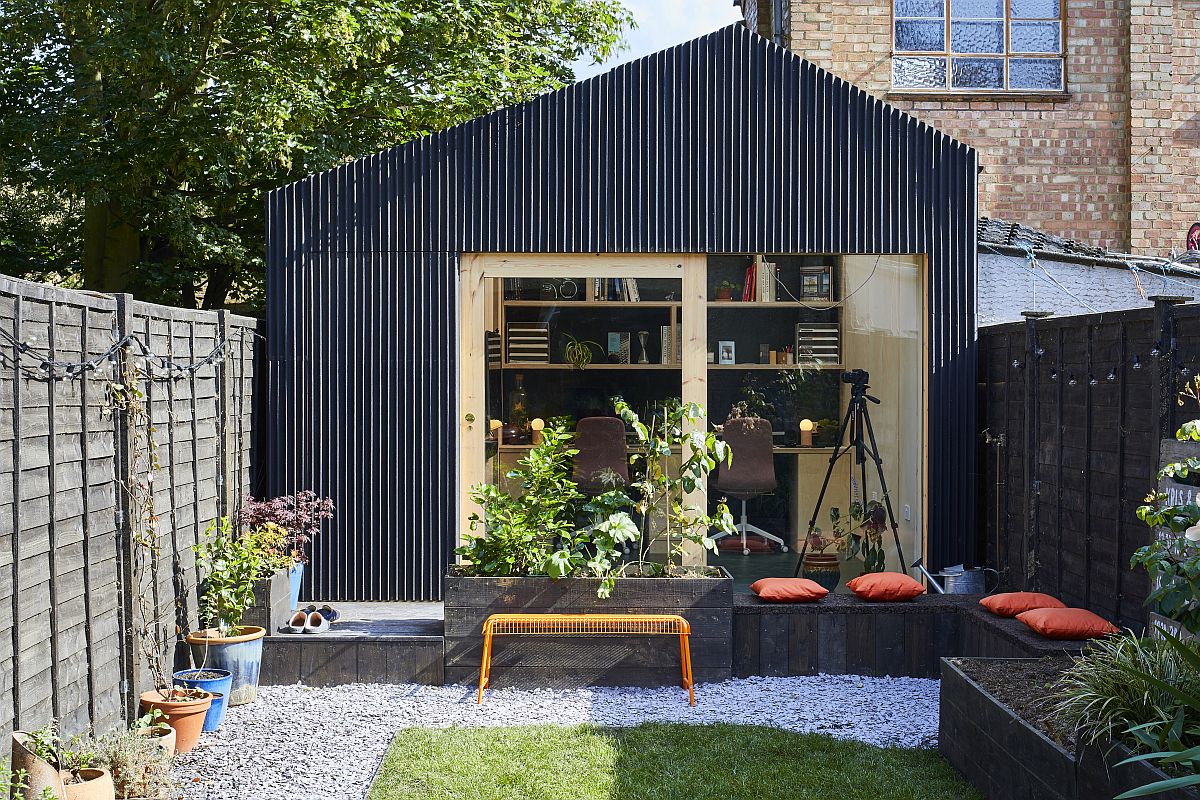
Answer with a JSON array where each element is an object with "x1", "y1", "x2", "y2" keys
[
  {"x1": 506, "y1": 322, "x2": 550, "y2": 363},
  {"x1": 795, "y1": 322, "x2": 841, "y2": 364},
  {"x1": 592, "y1": 277, "x2": 641, "y2": 301},
  {"x1": 741, "y1": 255, "x2": 778, "y2": 302}
]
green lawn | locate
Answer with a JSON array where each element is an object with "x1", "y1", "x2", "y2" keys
[{"x1": 368, "y1": 723, "x2": 982, "y2": 800}]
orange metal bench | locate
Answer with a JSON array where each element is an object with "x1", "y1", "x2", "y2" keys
[{"x1": 477, "y1": 613, "x2": 696, "y2": 706}]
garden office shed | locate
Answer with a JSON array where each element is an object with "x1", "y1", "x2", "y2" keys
[{"x1": 264, "y1": 24, "x2": 979, "y2": 602}]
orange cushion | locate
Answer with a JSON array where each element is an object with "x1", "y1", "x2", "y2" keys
[
  {"x1": 1016, "y1": 607, "x2": 1120, "y2": 640},
  {"x1": 846, "y1": 572, "x2": 925, "y2": 601},
  {"x1": 750, "y1": 578, "x2": 829, "y2": 603},
  {"x1": 980, "y1": 592, "x2": 1067, "y2": 617}
]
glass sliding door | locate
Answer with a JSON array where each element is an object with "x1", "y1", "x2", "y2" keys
[{"x1": 458, "y1": 254, "x2": 707, "y2": 563}]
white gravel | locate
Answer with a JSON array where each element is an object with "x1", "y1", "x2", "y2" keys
[{"x1": 175, "y1": 675, "x2": 940, "y2": 800}]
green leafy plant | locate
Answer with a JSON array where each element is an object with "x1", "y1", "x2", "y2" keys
[
  {"x1": 457, "y1": 426, "x2": 584, "y2": 577},
  {"x1": 194, "y1": 517, "x2": 292, "y2": 634},
  {"x1": 0, "y1": 759, "x2": 29, "y2": 799},
  {"x1": 727, "y1": 379, "x2": 774, "y2": 422},
  {"x1": 545, "y1": 489, "x2": 639, "y2": 598},
  {"x1": 714, "y1": 280, "x2": 739, "y2": 291},
  {"x1": 564, "y1": 335, "x2": 602, "y2": 370},
  {"x1": 613, "y1": 396, "x2": 736, "y2": 574},
  {"x1": 131, "y1": 709, "x2": 170, "y2": 736},
  {"x1": 1052, "y1": 633, "x2": 1200, "y2": 751},
  {"x1": 805, "y1": 500, "x2": 887, "y2": 572},
  {"x1": 1110, "y1": 630, "x2": 1200, "y2": 798}
]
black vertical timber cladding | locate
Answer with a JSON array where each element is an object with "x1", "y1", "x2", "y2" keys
[{"x1": 265, "y1": 25, "x2": 980, "y2": 600}]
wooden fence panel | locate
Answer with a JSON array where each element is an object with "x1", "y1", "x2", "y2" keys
[
  {"x1": 0, "y1": 275, "x2": 260, "y2": 744},
  {"x1": 979, "y1": 299, "x2": 1199, "y2": 629}
]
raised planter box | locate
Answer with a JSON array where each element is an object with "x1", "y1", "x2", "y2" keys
[
  {"x1": 941, "y1": 657, "x2": 1199, "y2": 800},
  {"x1": 243, "y1": 568, "x2": 292, "y2": 635},
  {"x1": 443, "y1": 570, "x2": 732, "y2": 688}
]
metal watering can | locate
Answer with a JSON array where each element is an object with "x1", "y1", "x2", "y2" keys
[{"x1": 911, "y1": 558, "x2": 999, "y2": 595}]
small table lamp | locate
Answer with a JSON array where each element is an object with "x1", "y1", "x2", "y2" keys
[{"x1": 799, "y1": 418, "x2": 814, "y2": 447}]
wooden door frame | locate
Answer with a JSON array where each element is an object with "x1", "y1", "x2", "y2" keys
[{"x1": 457, "y1": 253, "x2": 708, "y2": 557}]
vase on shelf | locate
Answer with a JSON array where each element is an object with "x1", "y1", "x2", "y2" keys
[{"x1": 637, "y1": 331, "x2": 649, "y2": 364}]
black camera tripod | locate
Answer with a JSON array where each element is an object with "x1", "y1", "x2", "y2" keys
[{"x1": 792, "y1": 370, "x2": 907, "y2": 577}]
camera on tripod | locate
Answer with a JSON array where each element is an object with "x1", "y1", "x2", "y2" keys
[{"x1": 841, "y1": 368, "x2": 869, "y2": 387}]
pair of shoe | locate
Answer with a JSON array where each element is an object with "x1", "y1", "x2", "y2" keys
[{"x1": 281, "y1": 604, "x2": 339, "y2": 634}]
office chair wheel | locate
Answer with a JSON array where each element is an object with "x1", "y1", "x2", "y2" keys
[
  {"x1": 742, "y1": 547, "x2": 750, "y2": 555},
  {"x1": 781, "y1": 545, "x2": 789, "y2": 552}
]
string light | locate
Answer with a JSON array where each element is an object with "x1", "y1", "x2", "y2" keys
[
  {"x1": 0, "y1": 327, "x2": 258, "y2": 383},
  {"x1": 1107, "y1": 368, "x2": 1117, "y2": 381},
  {"x1": 1012, "y1": 358, "x2": 1023, "y2": 369},
  {"x1": 1133, "y1": 355, "x2": 1142, "y2": 370},
  {"x1": 1088, "y1": 374, "x2": 1098, "y2": 386},
  {"x1": 1067, "y1": 374, "x2": 1077, "y2": 386}
]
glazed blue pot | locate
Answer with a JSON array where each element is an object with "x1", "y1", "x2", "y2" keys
[
  {"x1": 173, "y1": 669, "x2": 232, "y2": 730},
  {"x1": 288, "y1": 562, "x2": 304, "y2": 610},
  {"x1": 186, "y1": 627, "x2": 266, "y2": 706}
]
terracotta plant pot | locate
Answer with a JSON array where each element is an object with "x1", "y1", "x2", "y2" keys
[
  {"x1": 136, "y1": 724, "x2": 176, "y2": 757},
  {"x1": 715, "y1": 288, "x2": 733, "y2": 301},
  {"x1": 10, "y1": 732, "x2": 66, "y2": 800},
  {"x1": 139, "y1": 689, "x2": 212, "y2": 754},
  {"x1": 64, "y1": 768, "x2": 115, "y2": 800},
  {"x1": 801, "y1": 553, "x2": 842, "y2": 592},
  {"x1": 185, "y1": 626, "x2": 266, "y2": 706}
]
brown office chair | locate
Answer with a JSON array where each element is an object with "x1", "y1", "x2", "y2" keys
[
  {"x1": 712, "y1": 417, "x2": 787, "y2": 555},
  {"x1": 572, "y1": 416, "x2": 629, "y2": 495}
]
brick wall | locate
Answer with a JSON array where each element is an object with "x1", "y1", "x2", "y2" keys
[{"x1": 740, "y1": 0, "x2": 1199, "y2": 254}]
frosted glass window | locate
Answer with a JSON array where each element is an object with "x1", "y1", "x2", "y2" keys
[
  {"x1": 951, "y1": 21, "x2": 1004, "y2": 53},
  {"x1": 895, "y1": 0, "x2": 944, "y2": 16},
  {"x1": 892, "y1": 57, "x2": 948, "y2": 89},
  {"x1": 1009, "y1": 58, "x2": 1063, "y2": 90},
  {"x1": 1011, "y1": 0, "x2": 1060, "y2": 17},
  {"x1": 893, "y1": 0, "x2": 1064, "y2": 92},
  {"x1": 895, "y1": 20, "x2": 945, "y2": 51},
  {"x1": 950, "y1": 0, "x2": 1003, "y2": 18},
  {"x1": 1011, "y1": 21, "x2": 1061, "y2": 52},
  {"x1": 951, "y1": 58, "x2": 1004, "y2": 88}
]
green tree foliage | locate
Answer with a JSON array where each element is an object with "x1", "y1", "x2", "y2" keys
[{"x1": 0, "y1": 0, "x2": 631, "y2": 308}]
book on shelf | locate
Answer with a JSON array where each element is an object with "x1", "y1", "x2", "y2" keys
[
  {"x1": 795, "y1": 322, "x2": 840, "y2": 364},
  {"x1": 658, "y1": 324, "x2": 682, "y2": 363},
  {"x1": 607, "y1": 332, "x2": 631, "y2": 364},
  {"x1": 506, "y1": 321, "x2": 550, "y2": 363}
]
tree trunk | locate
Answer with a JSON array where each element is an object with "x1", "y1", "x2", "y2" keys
[
  {"x1": 83, "y1": 199, "x2": 141, "y2": 292},
  {"x1": 201, "y1": 264, "x2": 235, "y2": 309}
]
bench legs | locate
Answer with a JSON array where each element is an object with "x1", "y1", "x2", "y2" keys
[
  {"x1": 679, "y1": 632, "x2": 695, "y2": 706},
  {"x1": 477, "y1": 625, "x2": 494, "y2": 704}
]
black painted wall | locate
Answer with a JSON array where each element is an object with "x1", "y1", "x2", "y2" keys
[{"x1": 265, "y1": 24, "x2": 979, "y2": 600}]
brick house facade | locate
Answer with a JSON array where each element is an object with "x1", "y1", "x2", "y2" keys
[{"x1": 739, "y1": 0, "x2": 1200, "y2": 254}]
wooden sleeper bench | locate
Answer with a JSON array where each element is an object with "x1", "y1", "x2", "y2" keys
[{"x1": 478, "y1": 613, "x2": 696, "y2": 705}]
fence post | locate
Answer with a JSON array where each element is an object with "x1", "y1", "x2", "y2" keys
[
  {"x1": 112, "y1": 293, "x2": 141, "y2": 723},
  {"x1": 1150, "y1": 296, "x2": 1192, "y2": 447},
  {"x1": 1021, "y1": 310, "x2": 1052, "y2": 591},
  {"x1": 216, "y1": 310, "x2": 234, "y2": 520}
]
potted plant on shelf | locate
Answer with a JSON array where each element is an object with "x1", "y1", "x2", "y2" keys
[
  {"x1": 188, "y1": 517, "x2": 293, "y2": 706},
  {"x1": 446, "y1": 397, "x2": 737, "y2": 685},
  {"x1": 239, "y1": 491, "x2": 335, "y2": 614},
  {"x1": 713, "y1": 280, "x2": 739, "y2": 301}
]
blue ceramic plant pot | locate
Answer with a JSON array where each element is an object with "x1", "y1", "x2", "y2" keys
[
  {"x1": 173, "y1": 669, "x2": 232, "y2": 731},
  {"x1": 186, "y1": 627, "x2": 266, "y2": 706},
  {"x1": 288, "y1": 562, "x2": 304, "y2": 610}
]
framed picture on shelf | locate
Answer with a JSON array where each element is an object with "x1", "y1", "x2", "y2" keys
[
  {"x1": 718, "y1": 341, "x2": 736, "y2": 365},
  {"x1": 799, "y1": 265, "x2": 834, "y2": 301},
  {"x1": 607, "y1": 332, "x2": 631, "y2": 364}
]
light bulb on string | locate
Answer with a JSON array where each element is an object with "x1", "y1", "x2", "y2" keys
[
  {"x1": 1012, "y1": 359, "x2": 1023, "y2": 369},
  {"x1": 1133, "y1": 356, "x2": 1142, "y2": 370},
  {"x1": 1107, "y1": 368, "x2": 1117, "y2": 381},
  {"x1": 1089, "y1": 374, "x2": 1098, "y2": 386},
  {"x1": 1050, "y1": 369, "x2": 1058, "y2": 381},
  {"x1": 1068, "y1": 374, "x2": 1078, "y2": 386}
]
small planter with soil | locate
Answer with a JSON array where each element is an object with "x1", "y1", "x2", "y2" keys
[{"x1": 138, "y1": 686, "x2": 213, "y2": 755}]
